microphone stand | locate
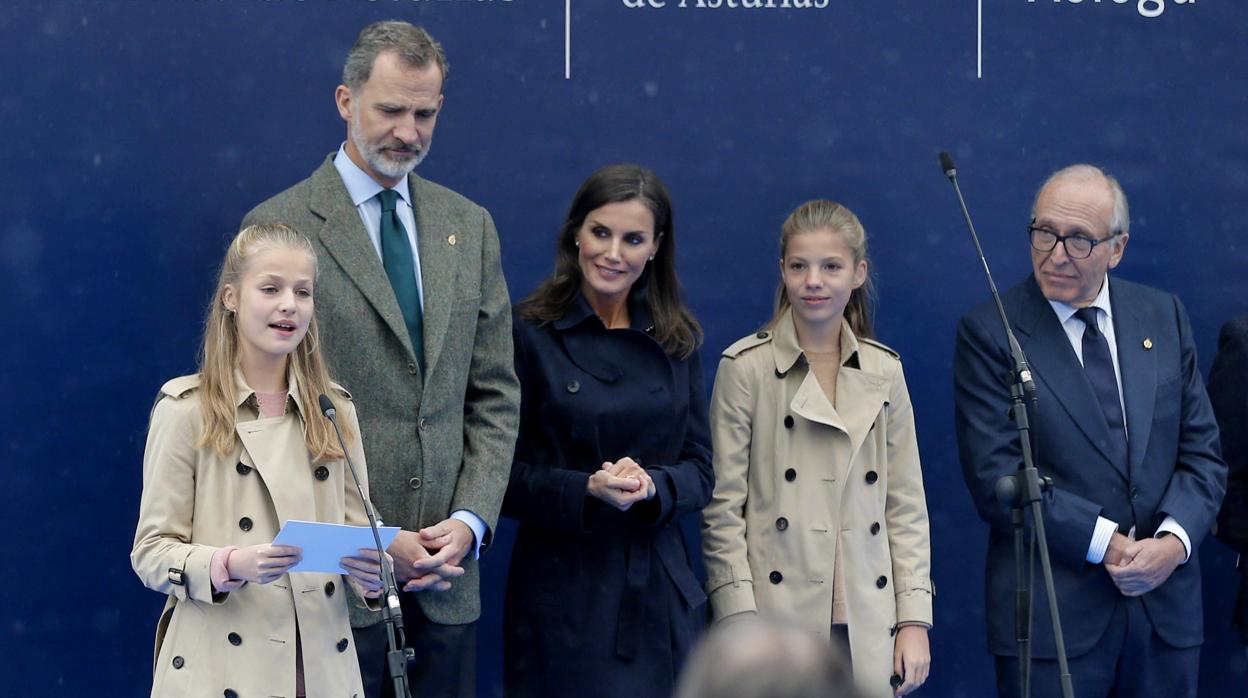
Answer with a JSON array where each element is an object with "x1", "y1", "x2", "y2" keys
[
  {"x1": 320, "y1": 395, "x2": 414, "y2": 698},
  {"x1": 940, "y1": 153, "x2": 1074, "y2": 698}
]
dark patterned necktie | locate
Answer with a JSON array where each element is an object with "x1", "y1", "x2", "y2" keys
[
  {"x1": 379, "y1": 189, "x2": 424, "y2": 369},
  {"x1": 1075, "y1": 306, "x2": 1126, "y2": 464}
]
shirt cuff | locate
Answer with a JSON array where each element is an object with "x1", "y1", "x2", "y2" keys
[
  {"x1": 1156, "y1": 516, "x2": 1191, "y2": 564},
  {"x1": 1087, "y1": 516, "x2": 1118, "y2": 564},
  {"x1": 450, "y1": 510, "x2": 487, "y2": 560},
  {"x1": 210, "y1": 546, "x2": 245, "y2": 593}
]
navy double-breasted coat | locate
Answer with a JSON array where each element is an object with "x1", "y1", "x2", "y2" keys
[{"x1": 501, "y1": 291, "x2": 713, "y2": 697}]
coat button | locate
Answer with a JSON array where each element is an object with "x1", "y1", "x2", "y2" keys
[
  {"x1": 325, "y1": 581, "x2": 336, "y2": 597},
  {"x1": 418, "y1": 417, "x2": 429, "y2": 430},
  {"x1": 870, "y1": 522, "x2": 881, "y2": 535},
  {"x1": 337, "y1": 637, "x2": 350, "y2": 653},
  {"x1": 1129, "y1": 487, "x2": 1140, "y2": 501},
  {"x1": 225, "y1": 690, "x2": 239, "y2": 698},
  {"x1": 238, "y1": 517, "x2": 253, "y2": 532},
  {"x1": 865, "y1": 470, "x2": 878, "y2": 485},
  {"x1": 567, "y1": 380, "x2": 580, "y2": 394},
  {"x1": 172, "y1": 656, "x2": 185, "y2": 669},
  {"x1": 784, "y1": 415, "x2": 795, "y2": 429},
  {"x1": 227, "y1": 632, "x2": 242, "y2": 646},
  {"x1": 314, "y1": 465, "x2": 330, "y2": 481},
  {"x1": 769, "y1": 570, "x2": 783, "y2": 584},
  {"x1": 235, "y1": 462, "x2": 251, "y2": 475},
  {"x1": 407, "y1": 362, "x2": 418, "y2": 375},
  {"x1": 784, "y1": 468, "x2": 797, "y2": 482},
  {"x1": 891, "y1": 674, "x2": 903, "y2": 688},
  {"x1": 775, "y1": 517, "x2": 789, "y2": 531},
  {"x1": 876, "y1": 575, "x2": 888, "y2": 589},
  {"x1": 408, "y1": 477, "x2": 422, "y2": 490},
  {"x1": 756, "y1": 331, "x2": 769, "y2": 339}
]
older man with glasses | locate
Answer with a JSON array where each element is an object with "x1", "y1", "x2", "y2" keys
[{"x1": 953, "y1": 164, "x2": 1226, "y2": 697}]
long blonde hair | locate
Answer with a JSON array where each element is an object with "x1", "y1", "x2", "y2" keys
[
  {"x1": 197, "y1": 223, "x2": 351, "y2": 459},
  {"x1": 766, "y1": 199, "x2": 875, "y2": 340}
]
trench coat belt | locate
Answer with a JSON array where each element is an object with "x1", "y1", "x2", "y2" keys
[{"x1": 615, "y1": 536, "x2": 651, "y2": 660}]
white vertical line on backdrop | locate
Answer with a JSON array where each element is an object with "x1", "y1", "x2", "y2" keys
[
  {"x1": 978, "y1": 0, "x2": 983, "y2": 78},
  {"x1": 565, "y1": 0, "x2": 572, "y2": 79}
]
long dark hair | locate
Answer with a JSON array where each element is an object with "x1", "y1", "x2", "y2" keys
[
  {"x1": 519, "y1": 163, "x2": 702, "y2": 359},
  {"x1": 766, "y1": 199, "x2": 875, "y2": 340}
]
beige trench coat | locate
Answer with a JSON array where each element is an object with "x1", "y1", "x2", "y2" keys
[
  {"x1": 131, "y1": 371, "x2": 371, "y2": 698},
  {"x1": 702, "y1": 312, "x2": 933, "y2": 697}
]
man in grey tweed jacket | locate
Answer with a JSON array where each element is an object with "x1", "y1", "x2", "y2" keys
[{"x1": 242, "y1": 21, "x2": 519, "y2": 697}]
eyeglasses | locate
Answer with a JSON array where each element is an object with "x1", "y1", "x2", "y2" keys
[{"x1": 1027, "y1": 221, "x2": 1121, "y2": 260}]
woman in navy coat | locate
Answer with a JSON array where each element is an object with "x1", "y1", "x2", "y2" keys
[{"x1": 502, "y1": 163, "x2": 714, "y2": 696}]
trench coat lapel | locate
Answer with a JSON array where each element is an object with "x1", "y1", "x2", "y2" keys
[
  {"x1": 304, "y1": 157, "x2": 415, "y2": 363},
  {"x1": 232, "y1": 370, "x2": 314, "y2": 525},
  {"x1": 1110, "y1": 281, "x2": 1156, "y2": 476},
  {"x1": 774, "y1": 312, "x2": 888, "y2": 459},
  {"x1": 409, "y1": 174, "x2": 457, "y2": 377},
  {"x1": 1015, "y1": 277, "x2": 1127, "y2": 478}
]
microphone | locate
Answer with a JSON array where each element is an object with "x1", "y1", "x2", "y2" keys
[
  {"x1": 318, "y1": 393, "x2": 414, "y2": 698},
  {"x1": 318, "y1": 393, "x2": 337, "y2": 419},
  {"x1": 937, "y1": 152, "x2": 1035, "y2": 398}
]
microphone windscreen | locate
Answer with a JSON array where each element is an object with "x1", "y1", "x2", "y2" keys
[
  {"x1": 318, "y1": 393, "x2": 336, "y2": 417},
  {"x1": 939, "y1": 151, "x2": 957, "y2": 176}
]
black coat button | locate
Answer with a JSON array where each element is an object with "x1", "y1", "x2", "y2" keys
[
  {"x1": 1130, "y1": 487, "x2": 1140, "y2": 501},
  {"x1": 172, "y1": 656, "x2": 185, "y2": 669},
  {"x1": 784, "y1": 415, "x2": 795, "y2": 429},
  {"x1": 566, "y1": 380, "x2": 580, "y2": 394},
  {"x1": 225, "y1": 690, "x2": 239, "y2": 698},
  {"x1": 407, "y1": 362, "x2": 418, "y2": 375},
  {"x1": 865, "y1": 470, "x2": 879, "y2": 485},
  {"x1": 769, "y1": 570, "x2": 783, "y2": 584},
  {"x1": 235, "y1": 462, "x2": 251, "y2": 475},
  {"x1": 776, "y1": 517, "x2": 789, "y2": 531},
  {"x1": 337, "y1": 637, "x2": 350, "y2": 652},
  {"x1": 238, "y1": 517, "x2": 253, "y2": 532},
  {"x1": 325, "y1": 581, "x2": 336, "y2": 597},
  {"x1": 784, "y1": 468, "x2": 797, "y2": 482},
  {"x1": 876, "y1": 575, "x2": 888, "y2": 589},
  {"x1": 871, "y1": 522, "x2": 881, "y2": 535},
  {"x1": 408, "y1": 477, "x2": 422, "y2": 490},
  {"x1": 891, "y1": 674, "x2": 903, "y2": 688},
  {"x1": 756, "y1": 331, "x2": 770, "y2": 339},
  {"x1": 227, "y1": 632, "x2": 242, "y2": 646},
  {"x1": 315, "y1": 465, "x2": 330, "y2": 481}
]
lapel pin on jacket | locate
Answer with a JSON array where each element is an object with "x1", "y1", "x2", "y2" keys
[
  {"x1": 1143, "y1": 338, "x2": 1153, "y2": 350},
  {"x1": 447, "y1": 234, "x2": 457, "y2": 246}
]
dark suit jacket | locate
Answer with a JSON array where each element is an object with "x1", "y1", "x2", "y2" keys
[
  {"x1": 243, "y1": 154, "x2": 520, "y2": 626},
  {"x1": 1209, "y1": 315, "x2": 1248, "y2": 644},
  {"x1": 954, "y1": 275, "x2": 1225, "y2": 658}
]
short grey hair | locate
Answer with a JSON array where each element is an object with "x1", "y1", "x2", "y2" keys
[
  {"x1": 342, "y1": 21, "x2": 449, "y2": 90},
  {"x1": 1033, "y1": 163, "x2": 1130, "y2": 237},
  {"x1": 674, "y1": 617, "x2": 859, "y2": 698}
]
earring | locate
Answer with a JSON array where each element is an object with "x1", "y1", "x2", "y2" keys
[
  {"x1": 574, "y1": 240, "x2": 580, "y2": 248},
  {"x1": 648, "y1": 255, "x2": 655, "y2": 262}
]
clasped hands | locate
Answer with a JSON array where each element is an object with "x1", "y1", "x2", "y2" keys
[
  {"x1": 1103, "y1": 530, "x2": 1186, "y2": 596},
  {"x1": 587, "y1": 457, "x2": 656, "y2": 511},
  {"x1": 386, "y1": 519, "x2": 475, "y2": 593}
]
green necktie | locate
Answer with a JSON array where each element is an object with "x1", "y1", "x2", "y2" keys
[{"x1": 378, "y1": 189, "x2": 424, "y2": 369}]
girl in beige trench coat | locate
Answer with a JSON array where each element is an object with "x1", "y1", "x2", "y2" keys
[
  {"x1": 131, "y1": 225, "x2": 384, "y2": 698},
  {"x1": 702, "y1": 201, "x2": 934, "y2": 698}
]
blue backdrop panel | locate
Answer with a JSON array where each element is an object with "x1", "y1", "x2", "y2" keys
[{"x1": 2, "y1": 1, "x2": 1244, "y2": 695}]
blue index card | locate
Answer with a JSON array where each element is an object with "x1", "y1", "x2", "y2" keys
[{"x1": 272, "y1": 519, "x2": 400, "y2": 575}]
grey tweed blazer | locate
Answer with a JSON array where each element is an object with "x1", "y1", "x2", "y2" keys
[{"x1": 243, "y1": 154, "x2": 520, "y2": 626}]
